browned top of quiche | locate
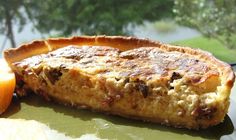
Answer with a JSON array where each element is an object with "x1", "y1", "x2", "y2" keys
[
  {"x1": 14, "y1": 45, "x2": 221, "y2": 92},
  {"x1": 4, "y1": 36, "x2": 234, "y2": 93},
  {"x1": 3, "y1": 36, "x2": 235, "y2": 129}
]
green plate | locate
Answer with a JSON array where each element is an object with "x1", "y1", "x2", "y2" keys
[{"x1": 1, "y1": 82, "x2": 236, "y2": 140}]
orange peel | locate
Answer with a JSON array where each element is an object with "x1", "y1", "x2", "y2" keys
[{"x1": 0, "y1": 59, "x2": 15, "y2": 114}]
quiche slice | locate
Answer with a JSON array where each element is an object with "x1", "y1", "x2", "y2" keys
[{"x1": 4, "y1": 36, "x2": 235, "y2": 129}]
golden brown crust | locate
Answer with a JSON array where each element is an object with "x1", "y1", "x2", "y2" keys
[
  {"x1": 47, "y1": 36, "x2": 159, "y2": 51},
  {"x1": 4, "y1": 41, "x2": 49, "y2": 66},
  {"x1": 3, "y1": 36, "x2": 235, "y2": 129}
]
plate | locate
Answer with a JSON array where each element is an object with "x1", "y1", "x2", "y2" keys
[{"x1": 1, "y1": 82, "x2": 236, "y2": 140}]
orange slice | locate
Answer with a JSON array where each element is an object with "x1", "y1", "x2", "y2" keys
[{"x1": 0, "y1": 59, "x2": 15, "y2": 114}]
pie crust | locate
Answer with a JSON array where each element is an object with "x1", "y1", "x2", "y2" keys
[{"x1": 3, "y1": 36, "x2": 235, "y2": 129}]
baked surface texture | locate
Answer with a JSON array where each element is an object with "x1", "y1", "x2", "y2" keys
[{"x1": 4, "y1": 36, "x2": 235, "y2": 129}]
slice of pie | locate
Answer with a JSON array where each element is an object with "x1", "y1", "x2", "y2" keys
[{"x1": 4, "y1": 36, "x2": 235, "y2": 129}]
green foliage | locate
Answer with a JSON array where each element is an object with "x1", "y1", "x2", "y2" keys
[
  {"x1": 173, "y1": 0, "x2": 236, "y2": 49},
  {"x1": 0, "y1": 0, "x2": 25, "y2": 33},
  {"x1": 0, "y1": 0, "x2": 27, "y2": 48},
  {"x1": 24, "y1": 0, "x2": 174, "y2": 36},
  {"x1": 173, "y1": 36, "x2": 236, "y2": 63},
  {"x1": 0, "y1": 0, "x2": 174, "y2": 49}
]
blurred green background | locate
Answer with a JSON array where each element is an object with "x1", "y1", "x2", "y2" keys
[{"x1": 0, "y1": 0, "x2": 236, "y2": 63}]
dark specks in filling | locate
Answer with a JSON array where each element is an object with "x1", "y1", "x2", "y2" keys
[
  {"x1": 135, "y1": 81, "x2": 149, "y2": 98},
  {"x1": 139, "y1": 83, "x2": 149, "y2": 98},
  {"x1": 168, "y1": 72, "x2": 182, "y2": 89},
  {"x1": 119, "y1": 55, "x2": 135, "y2": 60},
  {"x1": 59, "y1": 64, "x2": 67, "y2": 69},
  {"x1": 115, "y1": 77, "x2": 120, "y2": 81},
  {"x1": 194, "y1": 106, "x2": 217, "y2": 120},
  {"x1": 124, "y1": 78, "x2": 130, "y2": 84},
  {"x1": 43, "y1": 68, "x2": 62, "y2": 85},
  {"x1": 170, "y1": 72, "x2": 182, "y2": 83}
]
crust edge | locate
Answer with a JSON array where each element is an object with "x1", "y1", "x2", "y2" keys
[
  {"x1": 4, "y1": 35, "x2": 235, "y2": 99},
  {"x1": 3, "y1": 36, "x2": 235, "y2": 129}
]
